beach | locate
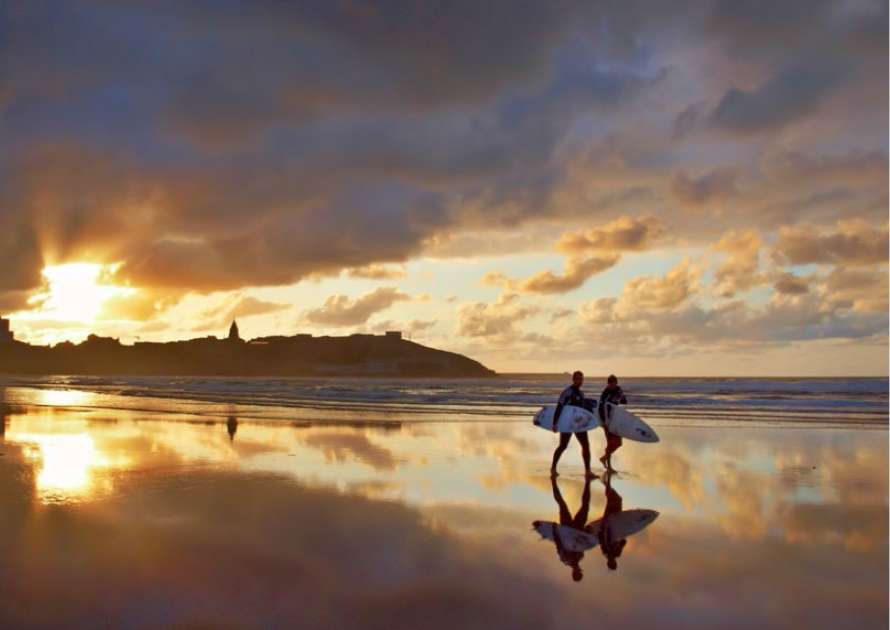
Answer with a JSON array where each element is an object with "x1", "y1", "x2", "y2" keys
[{"x1": 0, "y1": 378, "x2": 887, "y2": 629}]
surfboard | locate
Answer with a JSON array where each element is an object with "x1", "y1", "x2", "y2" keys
[
  {"x1": 532, "y1": 403, "x2": 659, "y2": 442},
  {"x1": 586, "y1": 509, "x2": 659, "y2": 540},
  {"x1": 532, "y1": 509, "x2": 659, "y2": 552},
  {"x1": 532, "y1": 521, "x2": 599, "y2": 552}
]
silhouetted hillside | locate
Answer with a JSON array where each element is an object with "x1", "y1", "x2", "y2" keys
[{"x1": 0, "y1": 332, "x2": 495, "y2": 377}]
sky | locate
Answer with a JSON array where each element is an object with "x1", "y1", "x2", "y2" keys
[{"x1": 0, "y1": 0, "x2": 887, "y2": 375}]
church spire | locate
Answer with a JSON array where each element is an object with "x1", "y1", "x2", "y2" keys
[{"x1": 228, "y1": 320, "x2": 241, "y2": 342}]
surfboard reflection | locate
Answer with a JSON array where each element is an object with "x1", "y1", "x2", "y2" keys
[{"x1": 532, "y1": 473, "x2": 658, "y2": 579}]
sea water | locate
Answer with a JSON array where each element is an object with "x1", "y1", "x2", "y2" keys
[{"x1": 0, "y1": 374, "x2": 885, "y2": 427}]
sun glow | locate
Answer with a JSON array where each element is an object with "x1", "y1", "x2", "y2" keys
[
  {"x1": 10, "y1": 432, "x2": 122, "y2": 504},
  {"x1": 23, "y1": 262, "x2": 136, "y2": 323}
]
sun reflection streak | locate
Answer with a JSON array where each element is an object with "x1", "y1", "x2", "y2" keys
[
  {"x1": 35, "y1": 389, "x2": 93, "y2": 407},
  {"x1": 10, "y1": 431, "x2": 125, "y2": 504}
]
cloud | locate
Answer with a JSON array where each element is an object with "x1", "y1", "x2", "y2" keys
[
  {"x1": 818, "y1": 267, "x2": 888, "y2": 313},
  {"x1": 518, "y1": 255, "x2": 620, "y2": 294},
  {"x1": 581, "y1": 288, "x2": 887, "y2": 350},
  {"x1": 456, "y1": 293, "x2": 537, "y2": 338},
  {"x1": 193, "y1": 295, "x2": 292, "y2": 333},
  {"x1": 711, "y1": 230, "x2": 766, "y2": 297},
  {"x1": 302, "y1": 287, "x2": 411, "y2": 327},
  {"x1": 773, "y1": 273, "x2": 809, "y2": 296},
  {"x1": 555, "y1": 216, "x2": 664, "y2": 253},
  {"x1": 773, "y1": 221, "x2": 889, "y2": 267},
  {"x1": 709, "y1": 63, "x2": 842, "y2": 134},
  {"x1": 345, "y1": 264, "x2": 407, "y2": 280},
  {"x1": 549, "y1": 308, "x2": 575, "y2": 323},
  {"x1": 621, "y1": 259, "x2": 701, "y2": 311},
  {"x1": 670, "y1": 170, "x2": 738, "y2": 207},
  {"x1": 369, "y1": 319, "x2": 436, "y2": 335}
]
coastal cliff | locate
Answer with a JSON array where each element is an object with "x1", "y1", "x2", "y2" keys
[{"x1": 0, "y1": 331, "x2": 495, "y2": 378}]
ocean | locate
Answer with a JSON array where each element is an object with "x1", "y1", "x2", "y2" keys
[{"x1": 1, "y1": 374, "x2": 886, "y2": 427}]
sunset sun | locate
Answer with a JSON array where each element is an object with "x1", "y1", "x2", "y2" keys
[{"x1": 24, "y1": 263, "x2": 136, "y2": 324}]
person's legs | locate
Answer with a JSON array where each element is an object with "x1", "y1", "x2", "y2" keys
[
  {"x1": 602, "y1": 433, "x2": 622, "y2": 469},
  {"x1": 575, "y1": 431, "x2": 592, "y2": 475},
  {"x1": 599, "y1": 427, "x2": 610, "y2": 467},
  {"x1": 550, "y1": 432, "x2": 572, "y2": 476}
]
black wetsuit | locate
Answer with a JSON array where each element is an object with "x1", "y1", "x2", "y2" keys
[{"x1": 553, "y1": 385, "x2": 592, "y2": 453}]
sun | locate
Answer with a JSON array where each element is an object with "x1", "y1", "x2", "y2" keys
[{"x1": 24, "y1": 262, "x2": 137, "y2": 323}]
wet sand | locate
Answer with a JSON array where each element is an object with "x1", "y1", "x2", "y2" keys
[{"x1": 0, "y1": 388, "x2": 887, "y2": 629}]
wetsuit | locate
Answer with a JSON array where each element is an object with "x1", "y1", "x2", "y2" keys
[
  {"x1": 599, "y1": 384, "x2": 627, "y2": 457},
  {"x1": 552, "y1": 385, "x2": 592, "y2": 460}
]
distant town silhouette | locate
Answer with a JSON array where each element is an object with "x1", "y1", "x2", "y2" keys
[{"x1": 0, "y1": 318, "x2": 493, "y2": 377}]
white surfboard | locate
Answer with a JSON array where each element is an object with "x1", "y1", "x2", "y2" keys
[
  {"x1": 586, "y1": 509, "x2": 659, "y2": 540},
  {"x1": 532, "y1": 509, "x2": 659, "y2": 552},
  {"x1": 532, "y1": 403, "x2": 659, "y2": 443},
  {"x1": 532, "y1": 521, "x2": 599, "y2": 552}
]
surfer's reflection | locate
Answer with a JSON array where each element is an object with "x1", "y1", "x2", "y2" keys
[
  {"x1": 533, "y1": 476, "x2": 594, "y2": 581},
  {"x1": 533, "y1": 473, "x2": 659, "y2": 578},
  {"x1": 226, "y1": 416, "x2": 238, "y2": 442},
  {"x1": 597, "y1": 474, "x2": 626, "y2": 570},
  {"x1": 0, "y1": 402, "x2": 10, "y2": 438}
]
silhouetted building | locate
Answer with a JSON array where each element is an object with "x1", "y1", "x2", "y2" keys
[
  {"x1": 228, "y1": 320, "x2": 241, "y2": 342},
  {"x1": 0, "y1": 318, "x2": 14, "y2": 344}
]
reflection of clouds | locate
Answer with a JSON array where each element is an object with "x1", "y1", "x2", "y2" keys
[
  {"x1": 303, "y1": 432, "x2": 398, "y2": 471},
  {"x1": 625, "y1": 447, "x2": 706, "y2": 510},
  {"x1": 781, "y1": 503, "x2": 888, "y2": 553},
  {"x1": 0, "y1": 471, "x2": 574, "y2": 629},
  {"x1": 716, "y1": 467, "x2": 767, "y2": 540}
]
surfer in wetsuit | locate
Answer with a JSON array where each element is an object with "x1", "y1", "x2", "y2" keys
[
  {"x1": 598, "y1": 374, "x2": 627, "y2": 471},
  {"x1": 549, "y1": 475, "x2": 594, "y2": 582},
  {"x1": 597, "y1": 472, "x2": 627, "y2": 570},
  {"x1": 550, "y1": 370, "x2": 594, "y2": 479}
]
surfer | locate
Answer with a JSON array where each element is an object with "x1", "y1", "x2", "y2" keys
[
  {"x1": 597, "y1": 472, "x2": 627, "y2": 570},
  {"x1": 598, "y1": 374, "x2": 627, "y2": 471},
  {"x1": 550, "y1": 475, "x2": 593, "y2": 582},
  {"x1": 550, "y1": 370, "x2": 594, "y2": 478}
]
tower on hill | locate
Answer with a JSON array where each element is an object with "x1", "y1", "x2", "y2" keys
[
  {"x1": 0, "y1": 318, "x2": 14, "y2": 344},
  {"x1": 228, "y1": 320, "x2": 241, "y2": 342}
]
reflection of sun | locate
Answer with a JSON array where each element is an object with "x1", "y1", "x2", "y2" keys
[
  {"x1": 22, "y1": 262, "x2": 136, "y2": 323},
  {"x1": 36, "y1": 389, "x2": 93, "y2": 407},
  {"x1": 11, "y1": 432, "x2": 124, "y2": 504}
]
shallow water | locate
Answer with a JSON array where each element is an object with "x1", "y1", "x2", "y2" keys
[
  {"x1": 1, "y1": 375, "x2": 886, "y2": 426},
  {"x1": 0, "y1": 387, "x2": 887, "y2": 629}
]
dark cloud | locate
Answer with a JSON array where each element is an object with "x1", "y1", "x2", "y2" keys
[
  {"x1": 773, "y1": 222, "x2": 889, "y2": 267},
  {"x1": 773, "y1": 273, "x2": 810, "y2": 296},
  {"x1": 670, "y1": 170, "x2": 738, "y2": 207},
  {"x1": 709, "y1": 63, "x2": 842, "y2": 133},
  {"x1": 0, "y1": 0, "x2": 885, "y2": 307}
]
